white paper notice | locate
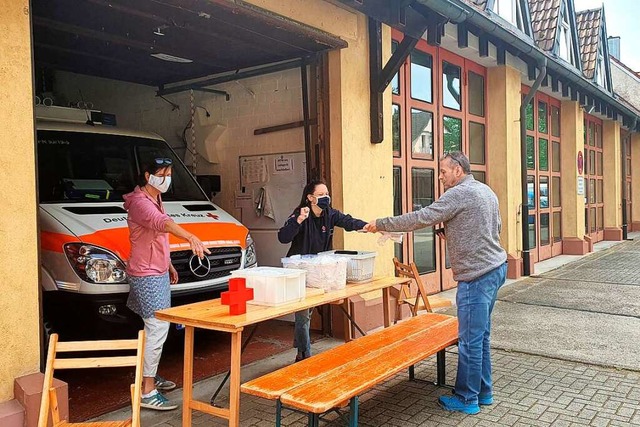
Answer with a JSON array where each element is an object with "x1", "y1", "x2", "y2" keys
[
  {"x1": 274, "y1": 155, "x2": 293, "y2": 173},
  {"x1": 577, "y1": 176, "x2": 584, "y2": 196},
  {"x1": 235, "y1": 190, "x2": 253, "y2": 208},
  {"x1": 241, "y1": 157, "x2": 268, "y2": 185}
]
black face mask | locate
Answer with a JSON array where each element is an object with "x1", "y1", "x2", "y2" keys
[{"x1": 315, "y1": 195, "x2": 331, "y2": 210}]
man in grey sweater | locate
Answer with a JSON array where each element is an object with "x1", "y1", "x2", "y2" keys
[{"x1": 365, "y1": 152, "x2": 507, "y2": 415}]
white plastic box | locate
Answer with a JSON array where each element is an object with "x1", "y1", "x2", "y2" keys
[
  {"x1": 231, "y1": 267, "x2": 306, "y2": 306},
  {"x1": 281, "y1": 255, "x2": 348, "y2": 290},
  {"x1": 320, "y1": 251, "x2": 377, "y2": 282}
]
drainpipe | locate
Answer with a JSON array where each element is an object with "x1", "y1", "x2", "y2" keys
[
  {"x1": 520, "y1": 58, "x2": 547, "y2": 276},
  {"x1": 621, "y1": 116, "x2": 637, "y2": 240}
]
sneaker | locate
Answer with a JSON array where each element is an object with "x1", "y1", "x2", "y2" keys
[
  {"x1": 438, "y1": 395, "x2": 480, "y2": 415},
  {"x1": 154, "y1": 375, "x2": 176, "y2": 391},
  {"x1": 478, "y1": 394, "x2": 494, "y2": 406},
  {"x1": 294, "y1": 353, "x2": 311, "y2": 363},
  {"x1": 141, "y1": 391, "x2": 178, "y2": 411}
]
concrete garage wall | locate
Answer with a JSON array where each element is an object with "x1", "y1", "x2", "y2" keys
[
  {"x1": 0, "y1": 1, "x2": 41, "y2": 401},
  {"x1": 53, "y1": 68, "x2": 305, "y2": 221}
]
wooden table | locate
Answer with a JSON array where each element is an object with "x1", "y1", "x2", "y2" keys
[{"x1": 155, "y1": 276, "x2": 410, "y2": 427}]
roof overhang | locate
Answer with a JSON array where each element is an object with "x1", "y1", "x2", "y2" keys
[
  {"x1": 32, "y1": 0, "x2": 347, "y2": 87},
  {"x1": 337, "y1": 0, "x2": 640, "y2": 131}
]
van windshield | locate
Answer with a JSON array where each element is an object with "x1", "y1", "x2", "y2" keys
[{"x1": 37, "y1": 130, "x2": 207, "y2": 203}]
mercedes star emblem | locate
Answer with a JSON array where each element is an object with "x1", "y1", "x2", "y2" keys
[{"x1": 189, "y1": 254, "x2": 211, "y2": 278}]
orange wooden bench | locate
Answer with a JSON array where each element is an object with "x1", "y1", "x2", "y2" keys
[{"x1": 241, "y1": 313, "x2": 458, "y2": 426}]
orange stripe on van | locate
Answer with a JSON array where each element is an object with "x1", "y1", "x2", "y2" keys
[
  {"x1": 40, "y1": 231, "x2": 78, "y2": 253},
  {"x1": 40, "y1": 222, "x2": 249, "y2": 260}
]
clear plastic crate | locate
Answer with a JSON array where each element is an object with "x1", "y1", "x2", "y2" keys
[
  {"x1": 319, "y1": 250, "x2": 377, "y2": 283},
  {"x1": 231, "y1": 267, "x2": 306, "y2": 306},
  {"x1": 281, "y1": 254, "x2": 348, "y2": 290}
]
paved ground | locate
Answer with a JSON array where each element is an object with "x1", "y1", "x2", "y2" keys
[{"x1": 96, "y1": 234, "x2": 640, "y2": 426}]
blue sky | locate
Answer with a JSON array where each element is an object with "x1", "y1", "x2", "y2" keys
[{"x1": 575, "y1": 0, "x2": 640, "y2": 70}]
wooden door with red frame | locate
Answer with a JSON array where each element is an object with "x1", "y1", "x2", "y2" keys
[
  {"x1": 437, "y1": 50, "x2": 488, "y2": 290},
  {"x1": 391, "y1": 37, "x2": 441, "y2": 294},
  {"x1": 523, "y1": 89, "x2": 564, "y2": 262},
  {"x1": 584, "y1": 115, "x2": 604, "y2": 242},
  {"x1": 392, "y1": 31, "x2": 488, "y2": 293}
]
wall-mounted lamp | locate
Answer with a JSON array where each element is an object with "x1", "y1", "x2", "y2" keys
[{"x1": 585, "y1": 105, "x2": 595, "y2": 114}]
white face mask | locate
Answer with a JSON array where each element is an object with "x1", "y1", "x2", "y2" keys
[{"x1": 148, "y1": 174, "x2": 172, "y2": 193}]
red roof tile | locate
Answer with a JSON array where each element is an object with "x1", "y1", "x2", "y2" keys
[
  {"x1": 576, "y1": 8, "x2": 602, "y2": 80},
  {"x1": 528, "y1": 0, "x2": 560, "y2": 51}
]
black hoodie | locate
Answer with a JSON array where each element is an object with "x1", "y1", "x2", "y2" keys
[{"x1": 278, "y1": 207, "x2": 367, "y2": 256}]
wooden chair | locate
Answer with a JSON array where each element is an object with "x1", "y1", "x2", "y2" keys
[
  {"x1": 37, "y1": 331, "x2": 145, "y2": 427},
  {"x1": 392, "y1": 257, "x2": 452, "y2": 321}
]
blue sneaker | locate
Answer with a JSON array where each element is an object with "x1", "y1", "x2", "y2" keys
[
  {"x1": 438, "y1": 395, "x2": 480, "y2": 415},
  {"x1": 478, "y1": 394, "x2": 494, "y2": 406}
]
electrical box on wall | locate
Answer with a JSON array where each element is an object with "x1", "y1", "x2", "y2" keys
[{"x1": 197, "y1": 175, "x2": 221, "y2": 197}]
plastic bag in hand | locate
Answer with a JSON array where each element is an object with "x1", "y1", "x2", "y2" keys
[{"x1": 377, "y1": 232, "x2": 404, "y2": 246}]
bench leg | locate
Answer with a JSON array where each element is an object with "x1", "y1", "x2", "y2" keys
[
  {"x1": 338, "y1": 304, "x2": 367, "y2": 338},
  {"x1": 349, "y1": 396, "x2": 359, "y2": 427},
  {"x1": 408, "y1": 364, "x2": 415, "y2": 381},
  {"x1": 436, "y1": 350, "x2": 446, "y2": 386},
  {"x1": 307, "y1": 412, "x2": 319, "y2": 427},
  {"x1": 276, "y1": 399, "x2": 282, "y2": 427}
]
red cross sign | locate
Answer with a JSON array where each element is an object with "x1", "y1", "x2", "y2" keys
[{"x1": 221, "y1": 277, "x2": 254, "y2": 315}]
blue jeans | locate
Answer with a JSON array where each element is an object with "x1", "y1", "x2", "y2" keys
[
  {"x1": 294, "y1": 309, "x2": 312, "y2": 357},
  {"x1": 454, "y1": 263, "x2": 507, "y2": 404}
]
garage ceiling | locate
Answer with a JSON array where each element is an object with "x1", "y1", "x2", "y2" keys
[{"x1": 32, "y1": 0, "x2": 348, "y2": 87}]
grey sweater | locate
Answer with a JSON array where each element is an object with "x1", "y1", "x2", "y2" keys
[{"x1": 377, "y1": 175, "x2": 506, "y2": 282}]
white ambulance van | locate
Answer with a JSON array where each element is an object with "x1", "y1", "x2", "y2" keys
[{"x1": 36, "y1": 105, "x2": 257, "y2": 338}]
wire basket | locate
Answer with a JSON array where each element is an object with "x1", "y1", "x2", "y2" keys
[{"x1": 320, "y1": 250, "x2": 377, "y2": 283}]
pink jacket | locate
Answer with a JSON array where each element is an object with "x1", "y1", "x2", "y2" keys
[{"x1": 123, "y1": 186, "x2": 173, "y2": 277}]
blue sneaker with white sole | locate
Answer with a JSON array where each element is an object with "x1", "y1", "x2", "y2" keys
[
  {"x1": 478, "y1": 394, "x2": 494, "y2": 406},
  {"x1": 438, "y1": 395, "x2": 480, "y2": 415}
]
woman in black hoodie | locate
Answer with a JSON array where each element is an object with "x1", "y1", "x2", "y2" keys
[{"x1": 278, "y1": 180, "x2": 367, "y2": 362}]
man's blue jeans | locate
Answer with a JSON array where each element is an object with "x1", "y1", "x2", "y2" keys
[
  {"x1": 294, "y1": 308, "x2": 312, "y2": 358},
  {"x1": 454, "y1": 263, "x2": 507, "y2": 404}
]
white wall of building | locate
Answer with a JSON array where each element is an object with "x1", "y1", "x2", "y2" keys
[
  {"x1": 611, "y1": 59, "x2": 640, "y2": 112},
  {"x1": 52, "y1": 68, "x2": 305, "y2": 219}
]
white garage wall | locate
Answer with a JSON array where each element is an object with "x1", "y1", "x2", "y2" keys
[{"x1": 52, "y1": 68, "x2": 305, "y2": 220}]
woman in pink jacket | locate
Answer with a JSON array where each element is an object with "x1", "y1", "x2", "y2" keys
[{"x1": 123, "y1": 157, "x2": 210, "y2": 411}]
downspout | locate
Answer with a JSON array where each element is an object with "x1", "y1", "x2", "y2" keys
[
  {"x1": 520, "y1": 58, "x2": 547, "y2": 276},
  {"x1": 621, "y1": 116, "x2": 637, "y2": 240}
]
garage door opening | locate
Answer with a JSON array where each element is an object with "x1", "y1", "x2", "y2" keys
[{"x1": 32, "y1": 0, "x2": 346, "y2": 420}]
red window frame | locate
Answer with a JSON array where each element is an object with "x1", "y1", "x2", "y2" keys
[{"x1": 522, "y1": 86, "x2": 563, "y2": 262}]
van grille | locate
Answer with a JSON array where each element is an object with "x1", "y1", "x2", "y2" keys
[{"x1": 170, "y1": 247, "x2": 242, "y2": 283}]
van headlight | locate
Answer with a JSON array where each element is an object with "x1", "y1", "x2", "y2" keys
[
  {"x1": 245, "y1": 234, "x2": 257, "y2": 267},
  {"x1": 64, "y1": 243, "x2": 128, "y2": 284}
]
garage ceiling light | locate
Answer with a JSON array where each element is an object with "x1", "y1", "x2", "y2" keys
[{"x1": 150, "y1": 53, "x2": 193, "y2": 63}]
